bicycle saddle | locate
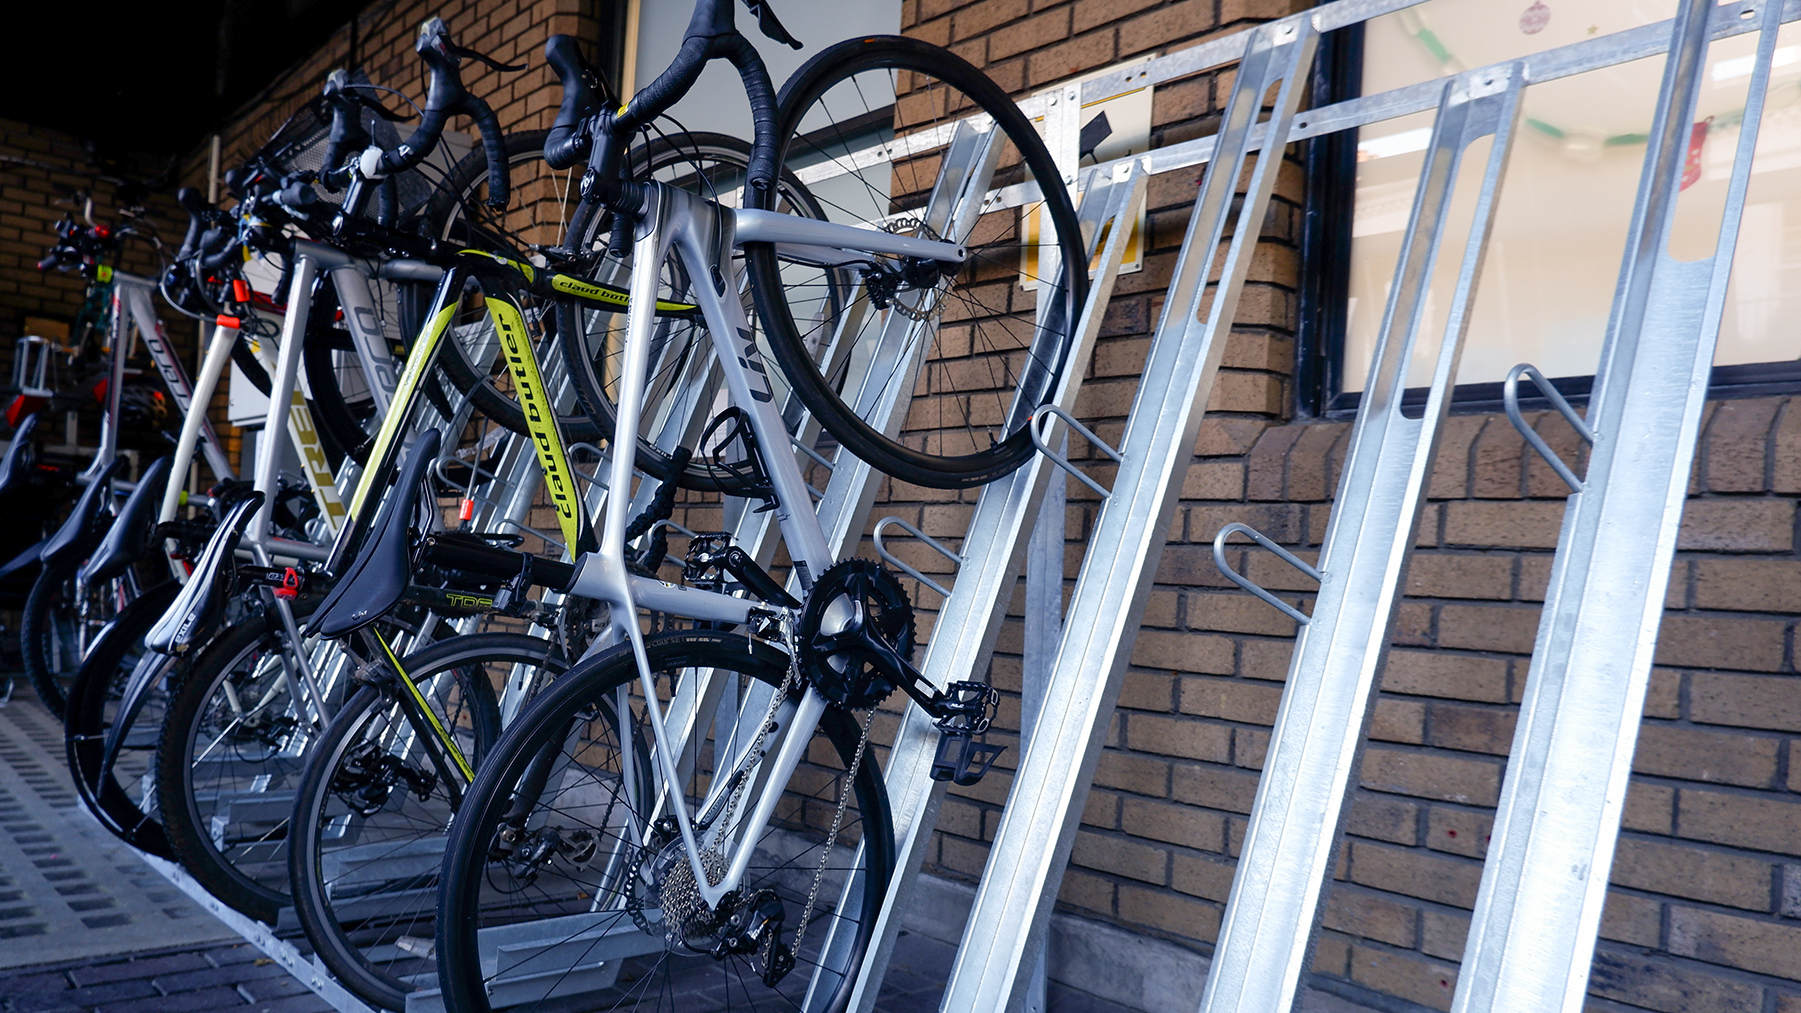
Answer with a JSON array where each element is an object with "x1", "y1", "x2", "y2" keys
[
  {"x1": 0, "y1": 412, "x2": 41, "y2": 500},
  {"x1": 80, "y1": 456, "x2": 172, "y2": 586},
  {"x1": 144, "y1": 493, "x2": 263, "y2": 656},
  {"x1": 309, "y1": 428, "x2": 441, "y2": 640},
  {"x1": 42, "y1": 458, "x2": 124, "y2": 569}
]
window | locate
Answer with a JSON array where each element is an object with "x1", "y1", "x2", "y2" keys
[{"x1": 1300, "y1": 0, "x2": 1801, "y2": 416}]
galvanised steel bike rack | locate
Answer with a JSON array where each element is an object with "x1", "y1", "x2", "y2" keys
[{"x1": 867, "y1": 0, "x2": 1790, "y2": 1011}]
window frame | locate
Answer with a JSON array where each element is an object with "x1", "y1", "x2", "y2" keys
[{"x1": 1294, "y1": 23, "x2": 1797, "y2": 420}]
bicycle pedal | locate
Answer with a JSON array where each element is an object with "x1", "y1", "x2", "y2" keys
[{"x1": 930, "y1": 731, "x2": 1005, "y2": 787}]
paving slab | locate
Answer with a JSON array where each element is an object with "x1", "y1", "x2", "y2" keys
[{"x1": 0, "y1": 694, "x2": 236, "y2": 971}]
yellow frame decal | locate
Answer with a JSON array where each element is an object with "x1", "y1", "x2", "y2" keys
[
  {"x1": 489, "y1": 293, "x2": 588, "y2": 553},
  {"x1": 372, "y1": 628, "x2": 474, "y2": 783}
]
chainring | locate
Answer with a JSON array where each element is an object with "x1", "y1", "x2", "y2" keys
[{"x1": 797, "y1": 559, "x2": 917, "y2": 710}]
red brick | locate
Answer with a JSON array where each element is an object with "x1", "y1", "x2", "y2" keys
[
  {"x1": 1118, "y1": 883, "x2": 1221, "y2": 939},
  {"x1": 1121, "y1": 797, "x2": 1227, "y2": 851},
  {"x1": 1612, "y1": 836, "x2": 1773, "y2": 910},
  {"x1": 1348, "y1": 841, "x2": 1482, "y2": 908},
  {"x1": 1693, "y1": 557, "x2": 1801, "y2": 612},
  {"x1": 1654, "y1": 613, "x2": 1787, "y2": 672},
  {"x1": 1171, "y1": 852, "x2": 1236, "y2": 901},
  {"x1": 1691, "y1": 672, "x2": 1801, "y2": 732},
  {"x1": 1437, "y1": 603, "x2": 1542, "y2": 654},
  {"x1": 1405, "y1": 552, "x2": 1514, "y2": 600},
  {"x1": 1125, "y1": 713, "x2": 1232, "y2": 761},
  {"x1": 1071, "y1": 829, "x2": 1167, "y2": 884},
  {"x1": 1324, "y1": 888, "x2": 1417, "y2": 947},
  {"x1": 1588, "y1": 947, "x2": 1764, "y2": 1012},
  {"x1": 1669, "y1": 906, "x2": 1801, "y2": 978},
  {"x1": 1425, "y1": 702, "x2": 1516, "y2": 756},
  {"x1": 1442, "y1": 500, "x2": 1567, "y2": 549},
  {"x1": 1703, "y1": 398, "x2": 1780, "y2": 493},
  {"x1": 1600, "y1": 890, "x2": 1663, "y2": 947},
  {"x1": 1348, "y1": 943, "x2": 1458, "y2": 1011},
  {"x1": 1425, "y1": 807, "x2": 1493, "y2": 859},
  {"x1": 1172, "y1": 763, "x2": 1260, "y2": 813},
  {"x1": 1634, "y1": 723, "x2": 1779, "y2": 788},
  {"x1": 1382, "y1": 650, "x2": 1510, "y2": 703},
  {"x1": 1345, "y1": 795, "x2": 1419, "y2": 846},
  {"x1": 1179, "y1": 677, "x2": 1282, "y2": 724},
  {"x1": 1677, "y1": 499, "x2": 1795, "y2": 552},
  {"x1": 1360, "y1": 746, "x2": 1501, "y2": 806},
  {"x1": 1676, "y1": 787, "x2": 1801, "y2": 853}
]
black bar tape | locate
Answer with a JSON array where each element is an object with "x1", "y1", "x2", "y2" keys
[
  {"x1": 544, "y1": 35, "x2": 596, "y2": 170},
  {"x1": 722, "y1": 34, "x2": 780, "y2": 192},
  {"x1": 467, "y1": 93, "x2": 511, "y2": 209},
  {"x1": 176, "y1": 187, "x2": 211, "y2": 260}
]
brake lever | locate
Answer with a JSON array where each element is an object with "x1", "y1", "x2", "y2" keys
[
  {"x1": 444, "y1": 39, "x2": 529, "y2": 73},
  {"x1": 742, "y1": 0, "x2": 803, "y2": 49}
]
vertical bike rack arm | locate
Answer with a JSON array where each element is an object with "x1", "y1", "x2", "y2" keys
[
  {"x1": 934, "y1": 17, "x2": 1315, "y2": 1012},
  {"x1": 1200, "y1": 60, "x2": 1522, "y2": 1013},
  {"x1": 835, "y1": 163, "x2": 1148, "y2": 1013},
  {"x1": 1453, "y1": 3, "x2": 1781, "y2": 1011}
]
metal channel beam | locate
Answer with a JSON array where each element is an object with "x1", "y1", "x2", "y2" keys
[
  {"x1": 1199, "y1": 62, "x2": 1522, "y2": 1013},
  {"x1": 1452, "y1": 2, "x2": 1781, "y2": 1010},
  {"x1": 934, "y1": 17, "x2": 1314, "y2": 1013},
  {"x1": 840, "y1": 163, "x2": 1148, "y2": 1013}
]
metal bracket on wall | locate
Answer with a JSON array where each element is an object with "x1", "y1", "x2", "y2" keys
[
  {"x1": 932, "y1": 16, "x2": 1316, "y2": 1012},
  {"x1": 1200, "y1": 57, "x2": 1524, "y2": 1013},
  {"x1": 840, "y1": 160, "x2": 1148, "y2": 1013},
  {"x1": 1454, "y1": 2, "x2": 1781, "y2": 1010}
]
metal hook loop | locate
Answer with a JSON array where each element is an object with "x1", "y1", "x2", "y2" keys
[{"x1": 1211, "y1": 522, "x2": 1321, "y2": 625}]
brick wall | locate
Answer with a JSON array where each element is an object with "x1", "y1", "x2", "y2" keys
[
  {"x1": 889, "y1": 2, "x2": 1801, "y2": 1013},
  {"x1": 175, "y1": 0, "x2": 606, "y2": 194},
  {"x1": 0, "y1": 118, "x2": 190, "y2": 419}
]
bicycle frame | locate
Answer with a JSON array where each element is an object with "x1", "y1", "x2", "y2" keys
[
  {"x1": 85, "y1": 270, "x2": 235, "y2": 486},
  {"x1": 562, "y1": 181, "x2": 966, "y2": 910}
]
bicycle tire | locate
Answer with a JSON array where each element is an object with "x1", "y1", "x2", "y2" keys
[
  {"x1": 746, "y1": 35, "x2": 1089, "y2": 489},
  {"x1": 436, "y1": 628, "x2": 894, "y2": 1013},
  {"x1": 423, "y1": 129, "x2": 610, "y2": 444},
  {"x1": 155, "y1": 611, "x2": 306, "y2": 921},
  {"x1": 63, "y1": 579, "x2": 181, "y2": 859},
  {"x1": 23, "y1": 551, "x2": 121, "y2": 719},
  {"x1": 557, "y1": 131, "x2": 841, "y2": 493},
  {"x1": 289, "y1": 633, "x2": 541, "y2": 1010}
]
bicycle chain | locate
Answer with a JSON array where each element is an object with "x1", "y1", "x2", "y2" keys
[{"x1": 792, "y1": 702, "x2": 877, "y2": 949}]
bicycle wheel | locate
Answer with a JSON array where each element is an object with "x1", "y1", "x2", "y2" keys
[
  {"x1": 64, "y1": 580, "x2": 181, "y2": 859},
  {"x1": 557, "y1": 131, "x2": 840, "y2": 492},
  {"x1": 23, "y1": 552, "x2": 127, "y2": 719},
  {"x1": 747, "y1": 35, "x2": 1088, "y2": 489},
  {"x1": 289, "y1": 632, "x2": 520, "y2": 1010},
  {"x1": 154, "y1": 611, "x2": 312, "y2": 921},
  {"x1": 424, "y1": 129, "x2": 611, "y2": 445},
  {"x1": 436, "y1": 629, "x2": 894, "y2": 1013}
]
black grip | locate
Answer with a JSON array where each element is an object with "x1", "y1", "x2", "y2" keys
[
  {"x1": 176, "y1": 187, "x2": 212, "y2": 260},
  {"x1": 382, "y1": 21, "x2": 465, "y2": 175},
  {"x1": 722, "y1": 34, "x2": 780, "y2": 192},
  {"x1": 198, "y1": 226, "x2": 240, "y2": 272},
  {"x1": 466, "y1": 92, "x2": 511, "y2": 209},
  {"x1": 320, "y1": 73, "x2": 372, "y2": 187},
  {"x1": 544, "y1": 35, "x2": 597, "y2": 170},
  {"x1": 417, "y1": 533, "x2": 575, "y2": 592},
  {"x1": 619, "y1": 34, "x2": 711, "y2": 134}
]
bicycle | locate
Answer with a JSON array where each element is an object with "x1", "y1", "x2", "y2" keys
[{"x1": 417, "y1": 2, "x2": 1085, "y2": 1009}]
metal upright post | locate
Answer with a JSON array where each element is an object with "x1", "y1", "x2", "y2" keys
[
  {"x1": 1199, "y1": 59, "x2": 1523, "y2": 1013},
  {"x1": 1453, "y1": 2, "x2": 1781, "y2": 1010},
  {"x1": 933, "y1": 16, "x2": 1314, "y2": 1012},
  {"x1": 841, "y1": 162, "x2": 1147, "y2": 1013}
]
